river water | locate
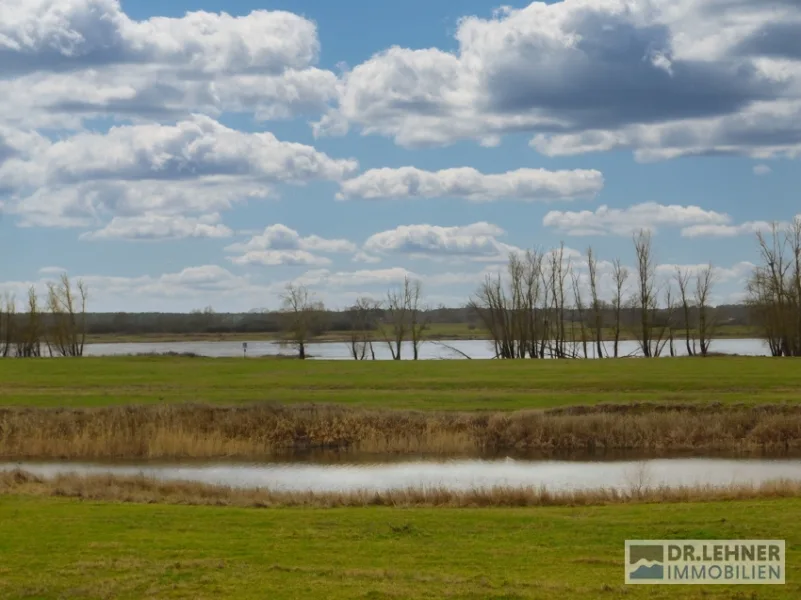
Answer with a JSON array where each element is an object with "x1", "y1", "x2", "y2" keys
[
  {"x1": 83, "y1": 338, "x2": 771, "y2": 359},
  {"x1": 4, "y1": 457, "x2": 800, "y2": 492}
]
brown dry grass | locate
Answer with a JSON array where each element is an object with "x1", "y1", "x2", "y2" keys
[
  {"x1": 2, "y1": 402, "x2": 801, "y2": 460},
  {"x1": 3, "y1": 469, "x2": 801, "y2": 508}
]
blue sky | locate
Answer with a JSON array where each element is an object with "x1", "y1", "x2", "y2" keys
[{"x1": 1, "y1": 0, "x2": 800, "y2": 311}]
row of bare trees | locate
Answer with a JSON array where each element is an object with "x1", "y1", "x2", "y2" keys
[
  {"x1": 282, "y1": 221, "x2": 801, "y2": 361},
  {"x1": 0, "y1": 275, "x2": 88, "y2": 358},
  {"x1": 278, "y1": 277, "x2": 429, "y2": 360},
  {"x1": 276, "y1": 228, "x2": 726, "y2": 362},
  {"x1": 469, "y1": 230, "x2": 718, "y2": 359}
]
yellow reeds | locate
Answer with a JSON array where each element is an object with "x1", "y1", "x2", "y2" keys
[{"x1": 2, "y1": 402, "x2": 801, "y2": 460}]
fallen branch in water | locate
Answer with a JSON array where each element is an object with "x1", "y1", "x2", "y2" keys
[{"x1": 433, "y1": 341, "x2": 474, "y2": 359}]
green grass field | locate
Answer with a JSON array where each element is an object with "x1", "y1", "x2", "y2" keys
[
  {"x1": 0, "y1": 495, "x2": 798, "y2": 599},
  {"x1": 1, "y1": 355, "x2": 799, "y2": 410},
  {"x1": 4, "y1": 355, "x2": 801, "y2": 599}
]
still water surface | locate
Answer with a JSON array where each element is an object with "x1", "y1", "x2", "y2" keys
[
  {"x1": 4, "y1": 458, "x2": 801, "y2": 492},
  {"x1": 83, "y1": 338, "x2": 771, "y2": 359}
]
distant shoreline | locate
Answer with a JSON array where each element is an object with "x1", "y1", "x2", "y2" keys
[{"x1": 84, "y1": 324, "x2": 761, "y2": 345}]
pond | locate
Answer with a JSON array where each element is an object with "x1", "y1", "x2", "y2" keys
[{"x1": 5, "y1": 457, "x2": 801, "y2": 492}]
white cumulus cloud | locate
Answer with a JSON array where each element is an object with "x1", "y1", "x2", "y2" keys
[
  {"x1": 337, "y1": 167, "x2": 603, "y2": 202},
  {"x1": 225, "y1": 224, "x2": 357, "y2": 267},
  {"x1": 543, "y1": 202, "x2": 732, "y2": 236},
  {"x1": 229, "y1": 250, "x2": 333, "y2": 267},
  {"x1": 680, "y1": 220, "x2": 794, "y2": 238},
  {"x1": 80, "y1": 213, "x2": 233, "y2": 241},
  {"x1": 0, "y1": 264, "x2": 275, "y2": 312},
  {"x1": 363, "y1": 222, "x2": 519, "y2": 262},
  {"x1": 1, "y1": 116, "x2": 358, "y2": 229},
  {"x1": 291, "y1": 267, "x2": 417, "y2": 288},
  {"x1": 0, "y1": 1, "x2": 338, "y2": 127}
]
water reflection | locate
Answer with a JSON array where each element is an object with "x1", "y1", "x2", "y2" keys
[{"x1": 5, "y1": 457, "x2": 801, "y2": 492}]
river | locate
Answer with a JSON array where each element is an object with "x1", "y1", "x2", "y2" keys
[
  {"x1": 83, "y1": 338, "x2": 771, "y2": 359},
  {"x1": 3, "y1": 457, "x2": 800, "y2": 492}
]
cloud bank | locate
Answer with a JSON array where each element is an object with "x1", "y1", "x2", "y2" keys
[{"x1": 317, "y1": 0, "x2": 801, "y2": 160}]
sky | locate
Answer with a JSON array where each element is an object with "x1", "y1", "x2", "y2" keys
[{"x1": 1, "y1": 0, "x2": 800, "y2": 312}]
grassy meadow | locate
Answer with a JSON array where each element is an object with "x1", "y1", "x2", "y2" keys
[
  {"x1": 1, "y1": 354, "x2": 800, "y2": 410},
  {"x1": 1, "y1": 493, "x2": 800, "y2": 599},
  {"x1": 3, "y1": 354, "x2": 801, "y2": 598},
  {"x1": 4, "y1": 355, "x2": 801, "y2": 458}
]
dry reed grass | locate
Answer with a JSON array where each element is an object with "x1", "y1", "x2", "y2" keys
[
  {"x1": 2, "y1": 402, "x2": 801, "y2": 460},
  {"x1": 3, "y1": 469, "x2": 801, "y2": 508}
]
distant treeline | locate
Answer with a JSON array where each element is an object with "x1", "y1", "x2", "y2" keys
[{"x1": 73, "y1": 304, "x2": 753, "y2": 336}]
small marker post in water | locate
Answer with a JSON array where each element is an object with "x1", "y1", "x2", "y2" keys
[{"x1": 243, "y1": 342, "x2": 247, "y2": 358}]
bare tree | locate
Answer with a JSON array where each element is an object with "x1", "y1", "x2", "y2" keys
[
  {"x1": 748, "y1": 224, "x2": 789, "y2": 355},
  {"x1": 586, "y1": 247, "x2": 605, "y2": 358},
  {"x1": 675, "y1": 267, "x2": 696, "y2": 356},
  {"x1": 46, "y1": 274, "x2": 88, "y2": 357},
  {"x1": 279, "y1": 284, "x2": 324, "y2": 359},
  {"x1": 571, "y1": 270, "x2": 589, "y2": 359},
  {"x1": 611, "y1": 258, "x2": 629, "y2": 358},
  {"x1": 470, "y1": 249, "x2": 547, "y2": 359},
  {"x1": 407, "y1": 278, "x2": 428, "y2": 360},
  {"x1": 345, "y1": 297, "x2": 380, "y2": 360},
  {"x1": 381, "y1": 277, "x2": 428, "y2": 360},
  {"x1": 471, "y1": 273, "x2": 509, "y2": 359},
  {"x1": 383, "y1": 281, "x2": 410, "y2": 360},
  {"x1": 747, "y1": 219, "x2": 801, "y2": 357},
  {"x1": 632, "y1": 229, "x2": 658, "y2": 357},
  {"x1": 547, "y1": 244, "x2": 572, "y2": 358},
  {"x1": 664, "y1": 284, "x2": 677, "y2": 357},
  {"x1": 0, "y1": 294, "x2": 13, "y2": 358},
  {"x1": 16, "y1": 287, "x2": 43, "y2": 358},
  {"x1": 695, "y1": 264, "x2": 718, "y2": 356},
  {"x1": 522, "y1": 250, "x2": 546, "y2": 359}
]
